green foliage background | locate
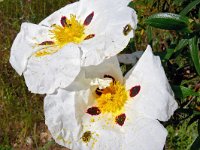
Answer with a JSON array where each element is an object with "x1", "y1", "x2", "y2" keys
[{"x1": 0, "y1": 0, "x2": 199, "y2": 149}]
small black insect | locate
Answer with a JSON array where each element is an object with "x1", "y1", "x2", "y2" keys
[{"x1": 123, "y1": 24, "x2": 132, "y2": 36}]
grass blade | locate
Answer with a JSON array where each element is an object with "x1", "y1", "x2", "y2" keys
[
  {"x1": 180, "y1": 0, "x2": 200, "y2": 16},
  {"x1": 189, "y1": 36, "x2": 200, "y2": 75}
]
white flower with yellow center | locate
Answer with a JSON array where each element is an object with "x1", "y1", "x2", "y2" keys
[
  {"x1": 9, "y1": 0, "x2": 137, "y2": 94},
  {"x1": 44, "y1": 46, "x2": 178, "y2": 150}
]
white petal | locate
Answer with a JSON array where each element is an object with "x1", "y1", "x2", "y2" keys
[
  {"x1": 118, "y1": 51, "x2": 143, "y2": 65},
  {"x1": 79, "y1": 0, "x2": 137, "y2": 66},
  {"x1": 87, "y1": 129, "x2": 123, "y2": 150},
  {"x1": 125, "y1": 45, "x2": 178, "y2": 121},
  {"x1": 78, "y1": 0, "x2": 132, "y2": 19},
  {"x1": 123, "y1": 116, "x2": 167, "y2": 150},
  {"x1": 83, "y1": 56, "x2": 124, "y2": 84},
  {"x1": 44, "y1": 89, "x2": 81, "y2": 149},
  {"x1": 23, "y1": 44, "x2": 80, "y2": 94},
  {"x1": 39, "y1": 2, "x2": 80, "y2": 27},
  {"x1": 45, "y1": 87, "x2": 99, "y2": 150},
  {"x1": 10, "y1": 23, "x2": 51, "y2": 75}
]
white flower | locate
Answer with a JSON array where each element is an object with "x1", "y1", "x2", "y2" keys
[
  {"x1": 44, "y1": 45, "x2": 178, "y2": 150},
  {"x1": 9, "y1": 0, "x2": 137, "y2": 94}
]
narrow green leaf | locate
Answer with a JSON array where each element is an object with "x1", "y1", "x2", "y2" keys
[
  {"x1": 176, "y1": 108, "x2": 194, "y2": 120},
  {"x1": 174, "y1": 39, "x2": 188, "y2": 53},
  {"x1": 163, "y1": 48, "x2": 174, "y2": 60},
  {"x1": 176, "y1": 108, "x2": 193, "y2": 115},
  {"x1": 188, "y1": 115, "x2": 200, "y2": 127},
  {"x1": 147, "y1": 26, "x2": 152, "y2": 45},
  {"x1": 171, "y1": 85, "x2": 199, "y2": 99},
  {"x1": 159, "y1": 39, "x2": 188, "y2": 61},
  {"x1": 189, "y1": 36, "x2": 200, "y2": 75},
  {"x1": 180, "y1": 0, "x2": 200, "y2": 16},
  {"x1": 191, "y1": 136, "x2": 200, "y2": 150},
  {"x1": 145, "y1": 13, "x2": 190, "y2": 30}
]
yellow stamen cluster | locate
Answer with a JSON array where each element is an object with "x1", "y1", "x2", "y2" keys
[
  {"x1": 50, "y1": 14, "x2": 85, "y2": 47},
  {"x1": 96, "y1": 81, "x2": 128, "y2": 114},
  {"x1": 34, "y1": 15, "x2": 85, "y2": 57}
]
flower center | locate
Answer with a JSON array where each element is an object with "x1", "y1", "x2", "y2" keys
[
  {"x1": 96, "y1": 81, "x2": 128, "y2": 114},
  {"x1": 50, "y1": 14, "x2": 85, "y2": 47}
]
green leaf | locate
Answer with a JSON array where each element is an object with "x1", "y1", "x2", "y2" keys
[
  {"x1": 146, "y1": 26, "x2": 152, "y2": 45},
  {"x1": 190, "y1": 136, "x2": 200, "y2": 150},
  {"x1": 145, "y1": 13, "x2": 190, "y2": 30},
  {"x1": 189, "y1": 36, "x2": 200, "y2": 75},
  {"x1": 188, "y1": 115, "x2": 200, "y2": 127},
  {"x1": 176, "y1": 108, "x2": 194, "y2": 120},
  {"x1": 198, "y1": 120, "x2": 200, "y2": 134},
  {"x1": 180, "y1": 0, "x2": 200, "y2": 16},
  {"x1": 163, "y1": 48, "x2": 174, "y2": 60},
  {"x1": 176, "y1": 108, "x2": 193, "y2": 115},
  {"x1": 174, "y1": 39, "x2": 189, "y2": 53},
  {"x1": 128, "y1": 1, "x2": 134, "y2": 9},
  {"x1": 171, "y1": 85, "x2": 199, "y2": 99},
  {"x1": 173, "y1": 0, "x2": 183, "y2": 6},
  {"x1": 159, "y1": 39, "x2": 188, "y2": 61}
]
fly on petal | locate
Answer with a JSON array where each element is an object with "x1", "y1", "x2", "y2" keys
[
  {"x1": 87, "y1": 107, "x2": 101, "y2": 115},
  {"x1": 81, "y1": 131, "x2": 92, "y2": 143},
  {"x1": 130, "y1": 85, "x2": 141, "y2": 97},
  {"x1": 84, "y1": 11, "x2": 94, "y2": 26},
  {"x1": 123, "y1": 24, "x2": 132, "y2": 36},
  {"x1": 115, "y1": 113, "x2": 126, "y2": 126}
]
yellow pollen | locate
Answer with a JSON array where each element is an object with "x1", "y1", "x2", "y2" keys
[
  {"x1": 50, "y1": 14, "x2": 85, "y2": 47},
  {"x1": 34, "y1": 47, "x2": 59, "y2": 57},
  {"x1": 34, "y1": 15, "x2": 85, "y2": 57},
  {"x1": 96, "y1": 81, "x2": 128, "y2": 114}
]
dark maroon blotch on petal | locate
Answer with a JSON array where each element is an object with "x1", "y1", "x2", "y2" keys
[
  {"x1": 61, "y1": 16, "x2": 67, "y2": 27},
  {"x1": 84, "y1": 34, "x2": 95, "y2": 40},
  {"x1": 84, "y1": 11, "x2": 94, "y2": 26},
  {"x1": 87, "y1": 107, "x2": 101, "y2": 115},
  {"x1": 95, "y1": 88, "x2": 103, "y2": 96},
  {"x1": 39, "y1": 41, "x2": 54, "y2": 45},
  {"x1": 115, "y1": 113, "x2": 126, "y2": 126},
  {"x1": 130, "y1": 85, "x2": 141, "y2": 97}
]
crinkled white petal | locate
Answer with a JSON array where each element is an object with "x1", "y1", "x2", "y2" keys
[
  {"x1": 118, "y1": 51, "x2": 143, "y2": 65},
  {"x1": 10, "y1": 23, "x2": 51, "y2": 75},
  {"x1": 80, "y1": 2, "x2": 137, "y2": 66},
  {"x1": 10, "y1": 22, "x2": 81, "y2": 94},
  {"x1": 44, "y1": 89, "x2": 81, "y2": 149},
  {"x1": 82, "y1": 129, "x2": 123, "y2": 150},
  {"x1": 23, "y1": 43, "x2": 80, "y2": 94},
  {"x1": 125, "y1": 45, "x2": 178, "y2": 121},
  {"x1": 45, "y1": 88, "x2": 124, "y2": 150},
  {"x1": 78, "y1": 0, "x2": 132, "y2": 19},
  {"x1": 83, "y1": 56, "x2": 123, "y2": 84},
  {"x1": 39, "y1": 2, "x2": 80, "y2": 27},
  {"x1": 123, "y1": 116, "x2": 167, "y2": 150}
]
